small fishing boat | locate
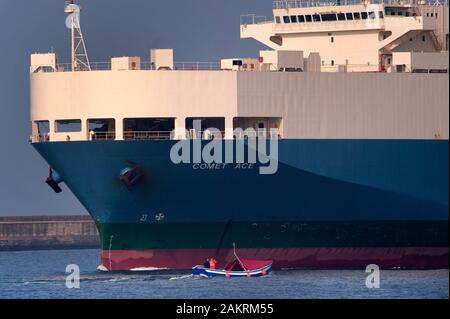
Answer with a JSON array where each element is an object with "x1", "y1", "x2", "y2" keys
[
  {"x1": 192, "y1": 244, "x2": 272, "y2": 278},
  {"x1": 192, "y1": 259, "x2": 272, "y2": 278}
]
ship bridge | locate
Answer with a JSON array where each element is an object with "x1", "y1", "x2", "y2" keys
[{"x1": 241, "y1": 0, "x2": 449, "y2": 71}]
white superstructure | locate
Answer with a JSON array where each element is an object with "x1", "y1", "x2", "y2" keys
[
  {"x1": 29, "y1": 1, "x2": 449, "y2": 143},
  {"x1": 241, "y1": 0, "x2": 449, "y2": 72}
]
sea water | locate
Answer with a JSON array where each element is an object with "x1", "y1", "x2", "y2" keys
[{"x1": 0, "y1": 249, "x2": 447, "y2": 299}]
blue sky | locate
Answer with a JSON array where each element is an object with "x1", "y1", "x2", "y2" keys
[{"x1": 0, "y1": 0, "x2": 270, "y2": 215}]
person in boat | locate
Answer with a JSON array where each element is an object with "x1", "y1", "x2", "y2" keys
[
  {"x1": 203, "y1": 259, "x2": 210, "y2": 268},
  {"x1": 209, "y1": 258, "x2": 217, "y2": 270}
]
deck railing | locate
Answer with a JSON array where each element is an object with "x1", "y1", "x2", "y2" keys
[
  {"x1": 234, "y1": 130, "x2": 281, "y2": 139},
  {"x1": 39, "y1": 61, "x2": 221, "y2": 73},
  {"x1": 30, "y1": 134, "x2": 50, "y2": 143},
  {"x1": 30, "y1": 131, "x2": 284, "y2": 143},
  {"x1": 240, "y1": 14, "x2": 271, "y2": 26},
  {"x1": 189, "y1": 130, "x2": 226, "y2": 139},
  {"x1": 123, "y1": 131, "x2": 173, "y2": 141},
  {"x1": 175, "y1": 62, "x2": 221, "y2": 71},
  {"x1": 89, "y1": 131, "x2": 116, "y2": 140}
]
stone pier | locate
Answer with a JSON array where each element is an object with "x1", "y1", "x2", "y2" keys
[{"x1": 0, "y1": 215, "x2": 99, "y2": 251}]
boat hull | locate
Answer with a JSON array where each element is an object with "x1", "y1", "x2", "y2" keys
[
  {"x1": 32, "y1": 139, "x2": 449, "y2": 270},
  {"x1": 192, "y1": 264, "x2": 272, "y2": 278}
]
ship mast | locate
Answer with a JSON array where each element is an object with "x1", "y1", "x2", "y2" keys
[{"x1": 64, "y1": 0, "x2": 91, "y2": 71}]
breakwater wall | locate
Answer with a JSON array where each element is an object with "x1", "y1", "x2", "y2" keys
[{"x1": 0, "y1": 215, "x2": 99, "y2": 251}]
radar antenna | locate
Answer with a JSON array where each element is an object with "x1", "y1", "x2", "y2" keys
[{"x1": 65, "y1": 0, "x2": 91, "y2": 71}]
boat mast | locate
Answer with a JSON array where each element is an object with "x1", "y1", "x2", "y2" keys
[
  {"x1": 64, "y1": 0, "x2": 91, "y2": 71},
  {"x1": 233, "y1": 242, "x2": 248, "y2": 271}
]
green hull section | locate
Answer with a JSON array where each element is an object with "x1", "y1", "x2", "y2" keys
[{"x1": 98, "y1": 221, "x2": 449, "y2": 250}]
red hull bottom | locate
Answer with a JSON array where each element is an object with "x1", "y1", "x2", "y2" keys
[{"x1": 100, "y1": 247, "x2": 449, "y2": 271}]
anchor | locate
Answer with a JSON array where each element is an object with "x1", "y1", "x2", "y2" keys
[
  {"x1": 45, "y1": 167, "x2": 63, "y2": 193},
  {"x1": 119, "y1": 161, "x2": 144, "y2": 191}
]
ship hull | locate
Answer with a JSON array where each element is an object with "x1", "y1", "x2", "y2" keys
[
  {"x1": 101, "y1": 248, "x2": 448, "y2": 271},
  {"x1": 32, "y1": 139, "x2": 449, "y2": 270},
  {"x1": 96, "y1": 220, "x2": 448, "y2": 270}
]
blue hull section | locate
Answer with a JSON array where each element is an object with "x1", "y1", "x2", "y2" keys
[{"x1": 33, "y1": 139, "x2": 448, "y2": 224}]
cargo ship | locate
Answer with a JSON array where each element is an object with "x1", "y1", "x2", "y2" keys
[{"x1": 30, "y1": 0, "x2": 449, "y2": 270}]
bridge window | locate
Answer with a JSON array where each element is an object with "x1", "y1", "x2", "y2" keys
[
  {"x1": 290, "y1": 15, "x2": 298, "y2": 23},
  {"x1": 361, "y1": 12, "x2": 368, "y2": 19},
  {"x1": 346, "y1": 13, "x2": 353, "y2": 20},
  {"x1": 298, "y1": 15, "x2": 305, "y2": 23},
  {"x1": 186, "y1": 118, "x2": 225, "y2": 139},
  {"x1": 305, "y1": 15, "x2": 312, "y2": 22},
  {"x1": 313, "y1": 14, "x2": 321, "y2": 22},
  {"x1": 123, "y1": 118, "x2": 174, "y2": 140},
  {"x1": 35, "y1": 121, "x2": 50, "y2": 134},
  {"x1": 337, "y1": 13, "x2": 346, "y2": 21},
  {"x1": 354, "y1": 12, "x2": 361, "y2": 20},
  {"x1": 369, "y1": 11, "x2": 376, "y2": 19},
  {"x1": 56, "y1": 120, "x2": 81, "y2": 133},
  {"x1": 275, "y1": 16, "x2": 281, "y2": 24},
  {"x1": 233, "y1": 117, "x2": 282, "y2": 139},
  {"x1": 88, "y1": 119, "x2": 115, "y2": 140},
  {"x1": 283, "y1": 16, "x2": 290, "y2": 23},
  {"x1": 34, "y1": 121, "x2": 50, "y2": 142},
  {"x1": 321, "y1": 14, "x2": 337, "y2": 22}
]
